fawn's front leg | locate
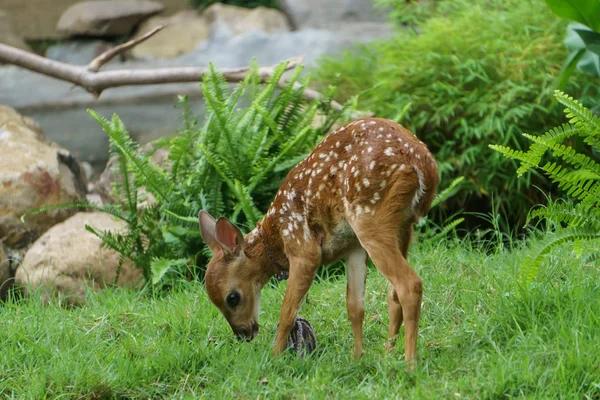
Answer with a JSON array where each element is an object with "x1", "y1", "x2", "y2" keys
[{"x1": 273, "y1": 253, "x2": 320, "y2": 355}]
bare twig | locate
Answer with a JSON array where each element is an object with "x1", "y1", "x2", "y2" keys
[{"x1": 87, "y1": 25, "x2": 165, "y2": 73}]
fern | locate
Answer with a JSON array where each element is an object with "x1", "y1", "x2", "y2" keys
[
  {"x1": 417, "y1": 176, "x2": 466, "y2": 240},
  {"x1": 491, "y1": 90, "x2": 600, "y2": 286}
]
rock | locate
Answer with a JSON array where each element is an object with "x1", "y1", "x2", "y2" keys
[
  {"x1": 130, "y1": 10, "x2": 211, "y2": 59},
  {"x1": 0, "y1": 241, "x2": 10, "y2": 300},
  {"x1": 0, "y1": 106, "x2": 87, "y2": 248},
  {"x1": 46, "y1": 40, "x2": 118, "y2": 65},
  {"x1": 0, "y1": 10, "x2": 31, "y2": 53},
  {"x1": 178, "y1": 23, "x2": 393, "y2": 69},
  {"x1": 3, "y1": 0, "x2": 187, "y2": 40},
  {"x1": 280, "y1": 0, "x2": 387, "y2": 29},
  {"x1": 131, "y1": 5, "x2": 292, "y2": 60},
  {"x1": 204, "y1": 3, "x2": 291, "y2": 37},
  {"x1": 15, "y1": 212, "x2": 144, "y2": 305},
  {"x1": 56, "y1": 0, "x2": 165, "y2": 37}
]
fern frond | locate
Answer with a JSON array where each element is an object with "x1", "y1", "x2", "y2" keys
[
  {"x1": 88, "y1": 110, "x2": 170, "y2": 202},
  {"x1": 527, "y1": 202, "x2": 600, "y2": 229},
  {"x1": 429, "y1": 217, "x2": 464, "y2": 241},
  {"x1": 196, "y1": 142, "x2": 237, "y2": 192},
  {"x1": 394, "y1": 102, "x2": 412, "y2": 125},
  {"x1": 555, "y1": 90, "x2": 600, "y2": 137},
  {"x1": 247, "y1": 125, "x2": 313, "y2": 192},
  {"x1": 233, "y1": 180, "x2": 263, "y2": 227},
  {"x1": 432, "y1": 176, "x2": 465, "y2": 209},
  {"x1": 526, "y1": 135, "x2": 600, "y2": 175},
  {"x1": 20, "y1": 199, "x2": 131, "y2": 223},
  {"x1": 520, "y1": 228, "x2": 600, "y2": 287},
  {"x1": 488, "y1": 145, "x2": 539, "y2": 176},
  {"x1": 583, "y1": 250, "x2": 600, "y2": 264}
]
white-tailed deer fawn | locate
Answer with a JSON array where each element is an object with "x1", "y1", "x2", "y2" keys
[{"x1": 199, "y1": 118, "x2": 438, "y2": 363}]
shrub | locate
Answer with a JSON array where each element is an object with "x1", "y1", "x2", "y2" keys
[
  {"x1": 490, "y1": 91, "x2": 600, "y2": 286},
  {"x1": 313, "y1": 0, "x2": 600, "y2": 230}
]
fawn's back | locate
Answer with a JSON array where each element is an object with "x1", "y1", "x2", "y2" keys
[{"x1": 259, "y1": 117, "x2": 438, "y2": 263}]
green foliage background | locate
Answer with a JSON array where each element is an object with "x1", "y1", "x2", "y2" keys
[{"x1": 314, "y1": 0, "x2": 600, "y2": 230}]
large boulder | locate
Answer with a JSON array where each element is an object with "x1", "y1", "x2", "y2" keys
[
  {"x1": 204, "y1": 3, "x2": 291, "y2": 37},
  {"x1": 0, "y1": 106, "x2": 87, "y2": 248},
  {"x1": 279, "y1": 0, "x2": 387, "y2": 29},
  {"x1": 130, "y1": 10, "x2": 211, "y2": 59},
  {"x1": 0, "y1": 10, "x2": 31, "y2": 53},
  {"x1": 56, "y1": 0, "x2": 165, "y2": 37},
  {"x1": 0, "y1": 241, "x2": 10, "y2": 301},
  {"x1": 15, "y1": 212, "x2": 144, "y2": 305},
  {"x1": 130, "y1": 5, "x2": 292, "y2": 59}
]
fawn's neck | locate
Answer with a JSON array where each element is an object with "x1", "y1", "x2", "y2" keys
[{"x1": 247, "y1": 217, "x2": 289, "y2": 277}]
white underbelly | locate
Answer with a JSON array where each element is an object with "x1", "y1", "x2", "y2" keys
[{"x1": 321, "y1": 220, "x2": 359, "y2": 262}]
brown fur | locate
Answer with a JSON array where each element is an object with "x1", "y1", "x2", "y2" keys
[{"x1": 199, "y1": 118, "x2": 438, "y2": 364}]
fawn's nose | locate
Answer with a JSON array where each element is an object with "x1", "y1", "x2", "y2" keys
[{"x1": 234, "y1": 322, "x2": 259, "y2": 341}]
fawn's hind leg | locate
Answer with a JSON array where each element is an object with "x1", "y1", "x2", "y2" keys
[
  {"x1": 386, "y1": 224, "x2": 414, "y2": 352},
  {"x1": 349, "y1": 215, "x2": 422, "y2": 365},
  {"x1": 345, "y1": 247, "x2": 368, "y2": 358}
]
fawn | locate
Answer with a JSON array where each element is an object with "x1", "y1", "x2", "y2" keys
[{"x1": 199, "y1": 117, "x2": 438, "y2": 363}]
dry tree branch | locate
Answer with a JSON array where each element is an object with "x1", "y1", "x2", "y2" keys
[
  {"x1": 0, "y1": 41, "x2": 302, "y2": 98},
  {"x1": 0, "y1": 27, "x2": 371, "y2": 116},
  {"x1": 87, "y1": 25, "x2": 165, "y2": 73}
]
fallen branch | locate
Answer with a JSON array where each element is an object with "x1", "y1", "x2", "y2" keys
[{"x1": 0, "y1": 28, "x2": 371, "y2": 117}]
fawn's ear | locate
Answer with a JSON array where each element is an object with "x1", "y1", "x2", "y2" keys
[
  {"x1": 199, "y1": 210, "x2": 220, "y2": 254},
  {"x1": 215, "y1": 217, "x2": 244, "y2": 257}
]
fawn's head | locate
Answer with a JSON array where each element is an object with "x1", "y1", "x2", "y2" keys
[{"x1": 199, "y1": 210, "x2": 269, "y2": 341}]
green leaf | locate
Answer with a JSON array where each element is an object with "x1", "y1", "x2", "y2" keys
[
  {"x1": 565, "y1": 23, "x2": 600, "y2": 77},
  {"x1": 552, "y1": 48, "x2": 586, "y2": 90},
  {"x1": 543, "y1": 0, "x2": 600, "y2": 32},
  {"x1": 150, "y1": 258, "x2": 188, "y2": 285},
  {"x1": 574, "y1": 28, "x2": 600, "y2": 56}
]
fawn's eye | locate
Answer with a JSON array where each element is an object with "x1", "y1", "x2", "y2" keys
[{"x1": 226, "y1": 291, "x2": 241, "y2": 308}]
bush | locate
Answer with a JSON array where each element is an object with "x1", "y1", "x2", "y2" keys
[{"x1": 313, "y1": 0, "x2": 600, "y2": 230}]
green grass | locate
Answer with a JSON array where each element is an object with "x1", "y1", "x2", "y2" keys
[{"x1": 1, "y1": 238, "x2": 599, "y2": 399}]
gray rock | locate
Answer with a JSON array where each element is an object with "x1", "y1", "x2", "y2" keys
[
  {"x1": 56, "y1": 0, "x2": 165, "y2": 37},
  {"x1": 179, "y1": 22, "x2": 394, "y2": 69},
  {"x1": 15, "y1": 212, "x2": 144, "y2": 306},
  {"x1": 130, "y1": 10, "x2": 211, "y2": 59},
  {"x1": 203, "y1": 3, "x2": 291, "y2": 37},
  {"x1": 46, "y1": 40, "x2": 117, "y2": 65},
  {"x1": 280, "y1": 0, "x2": 388, "y2": 29}
]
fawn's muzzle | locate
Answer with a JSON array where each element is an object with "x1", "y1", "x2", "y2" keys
[{"x1": 233, "y1": 321, "x2": 259, "y2": 341}]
